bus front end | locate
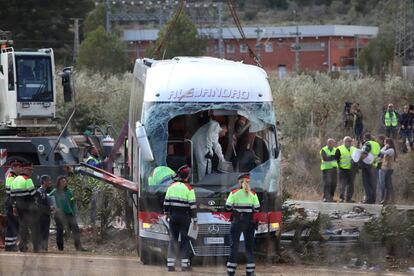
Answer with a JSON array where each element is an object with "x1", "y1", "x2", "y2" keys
[{"x1": 130, "y1": 57, "x2": 282, "y2": 263}]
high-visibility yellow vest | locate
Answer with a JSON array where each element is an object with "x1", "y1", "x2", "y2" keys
[
  {"x1": 338, "y1": 145, "x2": 356, "y2": 170},
  {"x1": 163, "y1": 181, "x2": 197, "y2": 221},
  {"x1": 164, "y1": 181, "x2": 196, "y2": 209},
  {"x1": 149, "y1": 166, "x2": 175, "y2": 186},
  {"x1": 5, "y1": 172, "x2": 17, "y2": 195},
  {"x1": 367, "y1": 140, "x2": 381, "y2": 167},
  {"x1": 226, "y1": 188, "x2": 260, "y2": 213},
  {"x1": 10, "y1": 175, "x2": 36, "y2": 198},
  {"x1": 384, "y1": 112, "x2": 398, "y2": 127},
  {"x1": 320, "y1": 146, "x2": 338, "y2": 170}
]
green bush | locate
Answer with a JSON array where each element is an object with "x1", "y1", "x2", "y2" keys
[
  {"x1": 56, "y1": 71, "x2": 132, "y2": 132},
  {"x1": 77, "y1": 27, "x2": 129, "y2": 74},
  {"x1": 67, "y1": 175, "x2": 127, "y2": 239},
  {"x1": 360, "y1": 206, "x2": 414, "y2": 257}
]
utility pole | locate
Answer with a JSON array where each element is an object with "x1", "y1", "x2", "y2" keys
[
  {"x1": 105, "y1": 0, "x2": 112, "y2": 33},
  {"x1": 217, "y1": 1, "x2": 224, "y2": 59},
  {"x1": 158, "y1": 4, "x2": 164, "y2": 28},
  {"x1": 294, "y1": 25, "x2": 300, "y2": 73},
  {"x1": 71, "y1": 18, "x2": 81, "y2": 63},
  {"x1": 255, "y1": 27, "x2": 263, "y2": 63},
  {"x1": 290, "y1": 10, "x2": 301, "y2": 73},
  {"x1": 354, "y1": 34, "x2": 360, "y2": 74}
]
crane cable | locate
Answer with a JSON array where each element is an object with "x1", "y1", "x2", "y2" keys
[
  {"x1": 152, "y1": 0, "x2": 185, "y2": 59},
  {"x1": 226, "y1": 0, "x2": 263, "y2": 68}
]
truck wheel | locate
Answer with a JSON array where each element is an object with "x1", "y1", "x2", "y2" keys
[
  {"x1": 140, "y1": 248, "x2": 151, "y2": 265},
  {"x1": 139, "y1": 239, "x2": 152, "y2": 265}
]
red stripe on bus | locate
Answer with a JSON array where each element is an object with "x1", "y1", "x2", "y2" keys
[
  {"x1": 138, "y1": 211, "x2": 283, "y2": 224},
  {"x1": 138, "y1": 212, "x2": 162, "y2": 223},
  {"x1": 268, "y1": 211, "x2": 283, "y2": 223}
]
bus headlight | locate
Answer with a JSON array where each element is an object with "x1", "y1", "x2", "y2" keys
[
  {"x1": 141, "y1": 222, "x2": 168, "y2": 235},
  {"x1": 256, "y1": 222, "x2": 280, "y2": 234},
  {"x1": 256, "y1": 223, "x2": 268, "y2": 234},
  {"x1": 269, "y1": 222, "x2": 280, "y2": 232}
]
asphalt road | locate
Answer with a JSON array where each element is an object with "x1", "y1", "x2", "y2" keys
[{"x1": 0, "y1": 252, "x2": 406, "y2": 276}]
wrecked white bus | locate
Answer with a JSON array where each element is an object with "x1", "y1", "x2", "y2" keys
[{"x1": 128, "y1": 57, "x2": 282, "y2": 263}]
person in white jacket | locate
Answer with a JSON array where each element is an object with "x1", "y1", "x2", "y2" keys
[{"x1": 191, "y1": 119, "x2": 228, "y2": 180}]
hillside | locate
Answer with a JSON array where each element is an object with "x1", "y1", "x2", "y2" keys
[{"x1": 235, "y1": 0, "x2": 394, "y2": 30}]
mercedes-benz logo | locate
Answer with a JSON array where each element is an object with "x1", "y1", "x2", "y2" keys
[
  {"x1": 208, "y1": 200, "x2": 215, "y2": 206},
  {"x1": 208, "y1": 225, "x2": 220, "y2": 234}
]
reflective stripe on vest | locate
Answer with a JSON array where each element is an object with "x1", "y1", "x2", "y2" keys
[
  {"x1": 338, "y1": 145, "x2": 355, "y2": 169},
  {"x1": 5, "y1": 174, "x2": 16, "y2": 194},
  {"x1": 320, "y1": 146, "x2": 338, "y2": 170},
  {"x1": 226, "y1": 189, "x2": 260, "y2": 213},
  {"x1": 164, "y1": 182, "x2": 196, "y2": 209},
  {"x1": 86, "y1": 156, "x2": 100, "y2": 164},
  {"x1": 367, "y1": 140, "x2": 381, "y2": 167},
  {"x1": 10, "y1": 175, "x2": 36, "y2": 198},
  {"x1": 384, "y1": 112, "x2": 398, "y2": 127},
  {"x1": 149, "y1": 166, "x2": 175, "y2": 186}
]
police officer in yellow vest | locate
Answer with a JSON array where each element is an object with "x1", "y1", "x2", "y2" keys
[
  {"x1": 163, "y1": 166, "x2": 197, "y2": 272},
  {"x1": 383, "y1": 103, "x2": 399, "y2": 139},
  {"x1": 360, "y1": 133, "x2": 381, "y2": 204},
  {"x1": 10, "y1": 163, "x2": 39, "y2": 252},
  {"x1": 85, "y1": 146, "x2": 105, "y2": 169},
  {"x1": 336, "y1": 136, "x2": 356, "y2": 203},
  {"x1": 320, "y1": 138, "x2": 338, "y2": 202},
  {"x1": 226, "y1": 173, "x2": 260, "y2": 276},
  {"x1": 4, "y1": 160, "x2": 22, "y2": 251}
]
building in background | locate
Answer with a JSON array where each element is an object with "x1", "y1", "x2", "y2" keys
[{"x1": 123, "y1": 25, "x2": 378, "y2": 74}]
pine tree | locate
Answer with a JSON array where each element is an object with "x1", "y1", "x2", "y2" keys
[{"x1": 0, "y1": 0, "x2": 94, "y2": 60}]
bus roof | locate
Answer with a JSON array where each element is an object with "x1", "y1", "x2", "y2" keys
[{"x1": 142, "y1": 57, "x2": 272, "y2": 103}]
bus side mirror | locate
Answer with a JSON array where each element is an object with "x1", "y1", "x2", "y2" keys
[
  {"x1": 60, "y1": 67, "x2": 73, "y2": 102},
  {"x1": 135, "y1": 121, "x2": 154, "y2": 162}
]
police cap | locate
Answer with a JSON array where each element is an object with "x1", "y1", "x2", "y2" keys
[
  {"x1": 176, "y1": 165, "x2": 191, "y2": 179},
  {"x1": 238, "y1": 173, "x2": 250, "y2": 180}
]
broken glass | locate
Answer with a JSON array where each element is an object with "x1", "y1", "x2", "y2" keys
[{"x1": 140, "y1": 101, "x2": 280, "y2": 193}]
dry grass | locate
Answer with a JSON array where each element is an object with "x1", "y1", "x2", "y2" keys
[{"x1": 271, "y1": 73, "x2": 414, "y2": 203}]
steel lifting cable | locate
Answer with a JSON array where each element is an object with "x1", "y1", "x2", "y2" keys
[
  {"x1": 226, "y1": 0, "x2": 263, "y2": 68},
  {"x1": 152, "y1": 0, "x2": 186, "y2": 59}
]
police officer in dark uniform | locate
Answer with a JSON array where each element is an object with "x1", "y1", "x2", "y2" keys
[
  {"x1": 35, "y1": 174, "x2": 53, "y2": 251},
  {"x1": 10, "y1": 162, "x2": 39, "y2": 252},
  {"x1": 163, "y1": 166, "x2": 197, "y2": 272},
  {"x1": 226, "y1": 173, "x2": 260, "y2": 276},
  {"x1": 4, "y1": 160, "x2": 22, "y2": 251}
]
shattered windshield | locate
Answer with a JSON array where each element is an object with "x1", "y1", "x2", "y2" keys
[{"x1": 140, "y1": 102, "x2": 280, "y2": 194}]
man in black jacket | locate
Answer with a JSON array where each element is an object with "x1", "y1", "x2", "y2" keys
[
  {"x1": 399, "y1": 105, "x2": 413, "y2": 152},
  {"x1": 35, "y1": 175, "x2": 53, "y2": 251}
]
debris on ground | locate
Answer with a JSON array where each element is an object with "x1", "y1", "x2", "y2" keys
[{"x1": 282, "y1": 202, "x2": 375, "y2": 243}]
